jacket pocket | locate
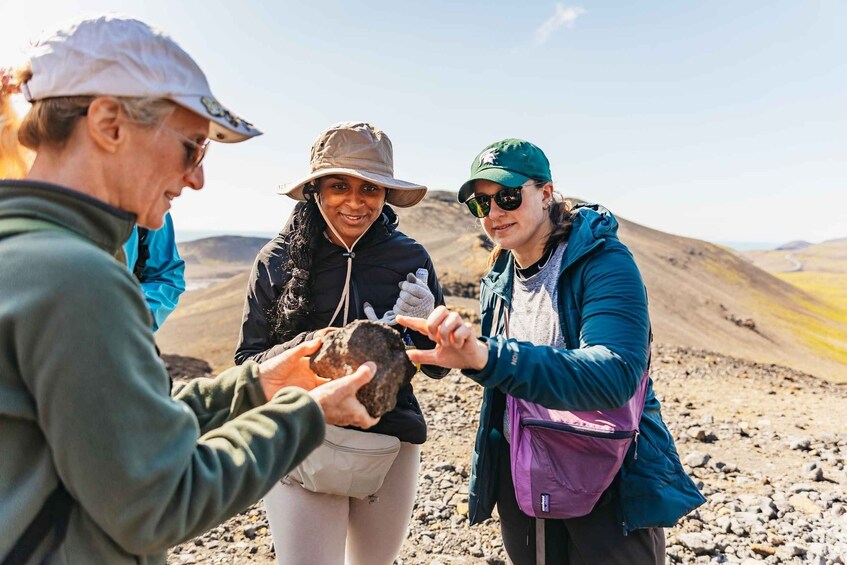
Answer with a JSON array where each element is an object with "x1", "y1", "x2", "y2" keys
[
  {"x1": 620, "y1": 427, "x2": 678, "y2": 494},
  {"x1": 618, "y1": 417, "x2": 705, "y2": 530}
]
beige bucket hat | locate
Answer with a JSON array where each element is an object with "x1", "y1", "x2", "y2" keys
[{"x1": 279, "y1": 121, "x2": 427, "y2": 208}]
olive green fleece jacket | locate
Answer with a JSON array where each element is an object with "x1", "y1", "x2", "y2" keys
[{"x1": 0, "y1": 181, "x2": 326, "y2": 564}]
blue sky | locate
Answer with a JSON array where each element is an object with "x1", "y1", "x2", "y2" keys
[{"x1": 3, "y1": 0, "x2": 845, "y2": 244}]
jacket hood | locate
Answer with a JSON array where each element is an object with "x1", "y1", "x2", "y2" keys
[{"x1": 564, "y1": 203, "x2": 618, "y2": 266}]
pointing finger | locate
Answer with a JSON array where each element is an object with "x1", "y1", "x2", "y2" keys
[
  {"x1": 406, "y1": 348, "x2": 437, "y2": 366},
  {"x1": 396, "y1": 315, "x2": 428, "y2": 334}
]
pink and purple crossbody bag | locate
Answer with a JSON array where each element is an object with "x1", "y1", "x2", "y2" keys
[{"x1": 507, "y1": 373, "x2": 649, "y2": 519}]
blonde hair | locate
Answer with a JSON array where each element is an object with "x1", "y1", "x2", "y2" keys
[{"x1": 0, "y1": 68, "x2": 29, "y2": 178}]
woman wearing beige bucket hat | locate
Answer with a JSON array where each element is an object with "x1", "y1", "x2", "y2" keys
[{"x1": 235, "y1": 121, "x2": 448, "y2": 564}]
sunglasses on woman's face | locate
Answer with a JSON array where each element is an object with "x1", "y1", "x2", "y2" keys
[
  {"x1": 160, "y1": 125, "x2": 210, "y2": 172},
  {"x1": 464, "y1": 184, "x2": 540, "y2": 218}
]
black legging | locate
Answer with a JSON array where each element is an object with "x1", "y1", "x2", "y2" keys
[{"x1": 495, "y1": 442, "x2": 665, "y2": 565}]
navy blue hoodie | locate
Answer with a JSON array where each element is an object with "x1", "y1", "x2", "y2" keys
[{"x1": 236, "y1": 205, "x2": 448, "y2": 443}]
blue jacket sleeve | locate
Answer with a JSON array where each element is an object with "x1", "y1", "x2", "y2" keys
[
  {"x1": 464, "y1": 243, "x2": 650, "y2": 411},
  {"x1": 123, "y1": 213, "x2": 186, "y2": 332}
]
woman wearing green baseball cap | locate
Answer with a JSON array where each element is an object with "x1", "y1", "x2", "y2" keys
[{"x1": 399, "y1": 138, "x2": 704, "y2": 564}]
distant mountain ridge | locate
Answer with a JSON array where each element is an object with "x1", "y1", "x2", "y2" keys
[
  {"x1": 776, "y1": 240, "x2": 813, "y2": 251},
  {"x1": 744, "y1": 238, "x2": 847, "y2": 274},
  {"x1": 158, "y1": 191, "x2": 847, "y2": 381},
  {"x1": 180, "y1": 236, "x2": 269, "y2": 265}
]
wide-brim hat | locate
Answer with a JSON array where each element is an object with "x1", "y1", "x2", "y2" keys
[
  {"x1": 279, "y1": 122, "x2": 426, "y2": 208},
  {"x1": 22, "y1": 15, "x2": 260, "y2": 143}
]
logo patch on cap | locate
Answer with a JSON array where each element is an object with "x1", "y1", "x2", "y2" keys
[
  {"x1": 201, "y1": 96, "x2": 224, "y2": 117},
  {"x1": 201, "y1": 96, "x2": 255, "y2": 132},
  {"x1": 479, "y1": 148, "x2": 498, "y2": 166}
]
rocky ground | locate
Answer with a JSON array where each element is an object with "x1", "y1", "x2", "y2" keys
[{"x1": 167, "y1": 345, "x2": 847, "y2": 564}]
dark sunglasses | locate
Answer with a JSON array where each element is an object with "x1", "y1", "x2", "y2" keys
[
  {"x1": 464, "y1": 183, "x2": 543, "y2": 218},
  {"x1": 180, "y1": 137, "x2": 210, "y2": 171},
  {"x1": 161, "y1": 126, "x2": 210, "y2": 172}
]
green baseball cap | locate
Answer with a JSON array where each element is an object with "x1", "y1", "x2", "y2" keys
[{"x1": 457, "y1": 138, "x2": 552, "y2": 203}]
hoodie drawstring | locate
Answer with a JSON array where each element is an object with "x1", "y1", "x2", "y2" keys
[{"x1": 314, "y1": 196, "x2": 375, "y2": 327}]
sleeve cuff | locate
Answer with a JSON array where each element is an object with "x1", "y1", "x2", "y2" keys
[{"x1": 461, "y1": 337, "x2": 497, "y2": 384}]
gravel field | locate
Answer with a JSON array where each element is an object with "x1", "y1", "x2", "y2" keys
[{"x1": 168, "y1": 345, "x2": 847, "y2": 564}]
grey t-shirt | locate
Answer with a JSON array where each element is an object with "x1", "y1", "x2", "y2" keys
[{"x1": 503, "y1": 241, "x2": 567, "y2": 442}]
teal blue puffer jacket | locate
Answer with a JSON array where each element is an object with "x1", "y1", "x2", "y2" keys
[
  {"x1": 122, "y1": 212, "x2": 185, "y2": 332},
  {"x1": 464, "y1": 203, "x2": 705, "y2": 534}
]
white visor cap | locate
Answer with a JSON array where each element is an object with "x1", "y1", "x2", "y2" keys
[{"x1": 22, "y1": 14, "x2": 261, "y2": 143}]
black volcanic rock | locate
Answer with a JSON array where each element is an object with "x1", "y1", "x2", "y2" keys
[{"x1": 310, "y1": 320, "x2": 416, "y2": 418}]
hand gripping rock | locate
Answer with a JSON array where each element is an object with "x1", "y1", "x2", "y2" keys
[{"x1": 310, "y1": 319, "x2": 417, "y2": 418}]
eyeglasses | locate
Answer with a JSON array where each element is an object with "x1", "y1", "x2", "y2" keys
[
  {"x1": 160, "y1": 125, "x2": 210, "y2": 172},
  {"x1": 464, "y1": 182, "x2": 543, "y2": 218}
]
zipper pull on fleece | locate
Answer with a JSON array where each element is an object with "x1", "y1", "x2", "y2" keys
[{"x1": 633, "y1": 430, "x2": 640, "y2": 461}]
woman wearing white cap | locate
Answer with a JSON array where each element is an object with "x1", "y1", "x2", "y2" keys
[
  {"x1": 236, "y1": 121, "x2": 448, "y2": 564},
  {"x1": 0, "y1": 16, "x2": 377, "y2": 565}
]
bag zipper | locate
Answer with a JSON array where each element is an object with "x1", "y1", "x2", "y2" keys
[
  {"x1": 521, "y1": 419, "x2": 636, "y2": 440},
  {"x1": 633, "y1": 430, "x2": 639, "y2": 460}
]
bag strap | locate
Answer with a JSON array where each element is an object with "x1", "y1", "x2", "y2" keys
[
  {"x1": 2, "y1": 483, "x2": 74, "y2": 565},
  {"x1": 535, "y1": 518, "x2": 546, "y2": 565},
  {"x1": 0, "y1": 217, "x2": 76, "y2": 565},
  {"x1": 132, "y1": 226, "x2": 150, "y2": 281}
]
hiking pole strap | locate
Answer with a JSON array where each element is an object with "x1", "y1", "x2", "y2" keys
[{"x1": 535, "y1": 518, "x2": 546, "y2": 565}]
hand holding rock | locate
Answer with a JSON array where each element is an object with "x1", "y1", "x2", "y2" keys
[
  {"x1": 309, "y1": 362, "x2": 380, "y2": 429},
  {"x1": 310, "y1": 319, "x2": 417, "y2": 418},
  {"x1": 257, "y1": 338, "x2": 327, "y2": 400}
]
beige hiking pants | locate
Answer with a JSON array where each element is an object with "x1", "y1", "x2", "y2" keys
[{"x1": 264, "y1": 442, "x2": 421, "y2": 565}]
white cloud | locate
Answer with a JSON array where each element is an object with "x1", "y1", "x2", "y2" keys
[{"x1": 535, "y1": 4, "x2": 586, "y2": 44}]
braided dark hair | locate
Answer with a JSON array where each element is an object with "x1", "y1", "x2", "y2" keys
[{"x1": 272, "y1": 186, "x2": 326, "y2": 341}]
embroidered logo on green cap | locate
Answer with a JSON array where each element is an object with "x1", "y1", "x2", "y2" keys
[
  {"x1": 458, "y1": 138, "x2": 552, "y2": 203},
  {"x1": 479, "y1": 148, "x2": 498, "y2": 166}
]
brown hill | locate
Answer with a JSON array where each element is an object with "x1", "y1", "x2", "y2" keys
[
  {"x1": 157, "y1": 192, "x2": 847, "y2": 381},
  {"x1": 158, "y1": 272, "x2": 250, "y2": 370},
  {"x1": 179, "y1": 236, "x2": 267, "y2": 280},
  {"x1": 615, "y1": 219, "x2": 846, "y2": 380},
  {"x1": 744, "y1": 238, "x2": 847, "y2": 274}
]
